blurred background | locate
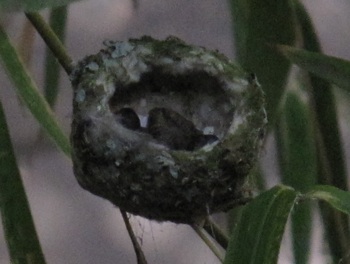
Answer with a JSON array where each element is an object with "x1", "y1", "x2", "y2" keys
[{"x1": 1, "y1": 0, "x2": 350, "y2": 263}]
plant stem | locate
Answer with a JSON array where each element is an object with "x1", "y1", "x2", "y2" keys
[
  {"x1": 0, "y1": 100, "x2": 47, "y2": 264},
  {"x1": 203, "y1": 219, "x2": 229, "y2": 249},
  {"x1": 25, "y1": 12, "x2": 73, "y2": 75},
  {"x1": 191, "y1": 224, "x2": 224, "y2": 263},
  {"x1": 120, "y1": 210, "x2": 148, "y2": 264},
  {"x1": 44, "y1": 6, "x2": 68, "y2": 108},
  {"x1": 24, "y1": 13, "x2": 151, "y2": 264},
  {"x1": 0, "y1": 23, "x2": 71, "y2": 157}
]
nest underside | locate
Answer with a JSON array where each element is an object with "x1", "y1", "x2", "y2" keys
[{"x1": 72, "y1": 125, "x2": 252, "y2": 223}]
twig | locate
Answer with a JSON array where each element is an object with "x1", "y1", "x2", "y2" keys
[
  {"x1": 191, "y1": 224, "x2": 224, "y2": 263},
  {"x1": 203, "y1": 218, "x2": 229, "y2": 249},
  {"x1": 25, "y1": 12, "x2": 73, "y2": 75},
  {"x1": 24, "y1": 12, "x2": 148, "y2": 263},
  {"x1": 120, "y1": 210, "x2": 148, "y2": 264}
]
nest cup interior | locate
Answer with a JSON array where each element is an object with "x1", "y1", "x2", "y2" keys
[{"x1": 108, "y1": 67, "x2": 235, "y2": 142}]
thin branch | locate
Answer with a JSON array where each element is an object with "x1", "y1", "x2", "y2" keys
[
  {"x1": 191, "y1": 224, "x2": 224, "y2": 263},
  {"x1": 203, "y1": 218, "x2": 229, "y2": 249},
  {"x1": 120, "y1": 210, "x2": 148, "y2": 264},
  {"x1": 44, "y1": 6, "x2": 68, "y2": 108},
  {"x1": 25, "y1": 12, "x2": 73, "y2": 75}
]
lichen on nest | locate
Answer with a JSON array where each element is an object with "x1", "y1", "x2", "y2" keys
[{"x1": 70, "y1": 36, "x2": 267, "y2": 224}]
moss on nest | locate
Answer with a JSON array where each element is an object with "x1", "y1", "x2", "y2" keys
[{"x1": 70, "y1": 36, "x2": 267, "y2": 224}]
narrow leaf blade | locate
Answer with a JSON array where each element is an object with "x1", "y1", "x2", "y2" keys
[
  {"x1": 0, "y1": 24, "x2": 71, "y2": 157},
  {"x1": 306, "y1": 185, "x2": 350, "y2": 215},
  {"x1": 279, "y1": 92, "x2": 317, "y2": 190},
  {"x1": 292, "y1": 2, "x2": 350, "y2": 261},
  {"x1": 277, "y1": 45, "x2": 350, "y2": 93},
  {"x1": 224, "y1": 185, "x2": 297, "y2": 264},
  {"x1": 294, "y1": 1, "x2": 347, "y2": 191},
  {"x1": 44, "y1": 6, "x2": 68, "y2": 108},
  {"x1": 0, "y1": 101, "x2": 46, "y2": 264},
  {"x1": 278, "y1": 91, "x2": 316, "y2": 264},
  {"x1": 229, "y1": 0, "x2": 296, "y2": 124}
]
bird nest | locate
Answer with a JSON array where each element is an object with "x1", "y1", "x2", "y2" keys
[{"x1": 70, "y1": 36, "x2": 267, "y2": 224}]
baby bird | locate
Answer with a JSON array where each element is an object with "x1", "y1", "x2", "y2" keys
[
  {"x1": 114, "y1": 107, "x2": 218, "y2": 150},
  {"x1": 147, "y1": 107, "x2": 218, "y2": 151}
]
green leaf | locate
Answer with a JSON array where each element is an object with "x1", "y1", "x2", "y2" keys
[
  {"x1": 224, "y1": 185, "x2": 298, "y2": 264},
  {"x1": 279, "y1": 91, "x2": 317, "y2": 191},
  {"x1": 277, "y1": 45, "x2": 350, "y2": 92},
  {"x1": 292, "y1": 2, "x2": 350, "y2": 261},
  {"x1": 0, "y1": 0, "x2": 81, "y2": 11},
  {"x1": 229, "y1": 0, "x2": 296, "y2": 124},
  {"x1": 294, "y1": 0, "x2": 321, "y2": 52},
  {"x1": 277, "y1": 91, "x2": 317, "y2": 264},
  {"x1": 306, "y1": 185, "x2": 350, "y2": 216},
  {"x1": 305, "y1": 184, "x2": 350, "y2": 261},
  {"x1": 0, "y1": 101, "x2": 46, "y2": 264},
  {"x1": 0, "y1": 24, "x2": 71, "y2": 157},
  {"x1": 293, "y1": 0, "x2": 347, "y2": 191}
]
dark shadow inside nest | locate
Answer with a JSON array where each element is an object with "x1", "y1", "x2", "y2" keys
[{"x1": 108, "y1": 68, "x2": 235, "y2": 150}]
